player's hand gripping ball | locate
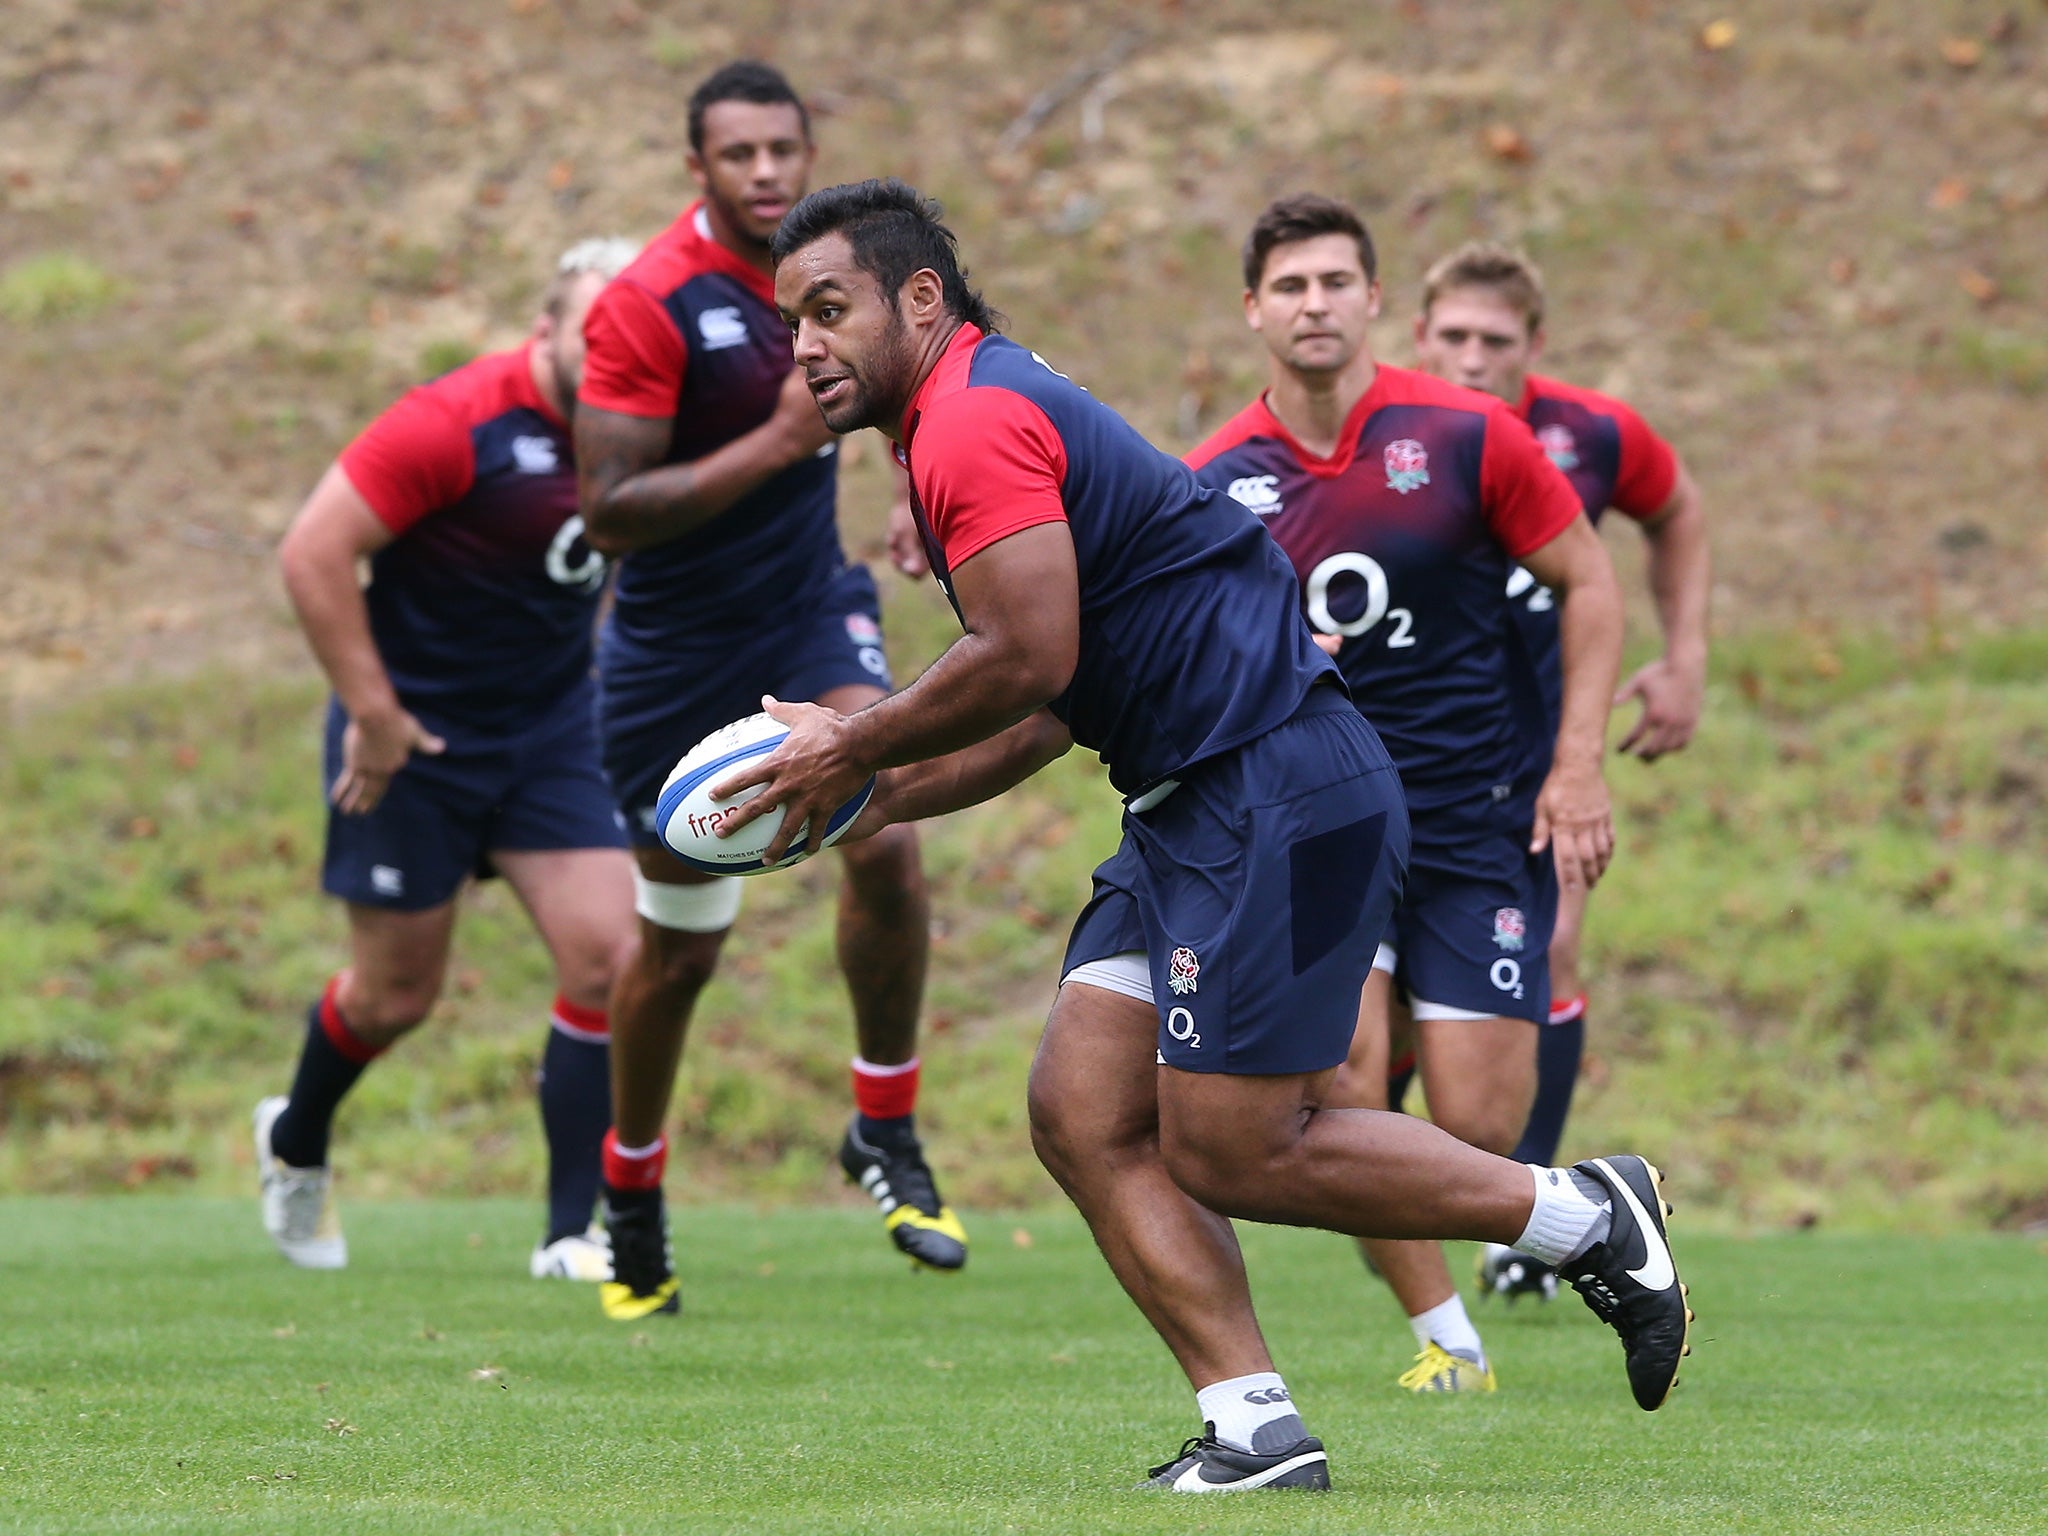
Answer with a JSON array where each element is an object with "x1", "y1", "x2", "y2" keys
[{"x1": 654, "y1": 713, "x2": 874, "y2": 875}]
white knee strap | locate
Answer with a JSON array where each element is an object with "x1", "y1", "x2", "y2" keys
[{"x1": 633, "y1": 870, "x2": 742, "y2": 932}]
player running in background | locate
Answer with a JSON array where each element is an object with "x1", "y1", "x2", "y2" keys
[
  {"x1": 256, "y1": 238, "x2": 640, "y2": 1280},
  {"x1": 1413, "y1": 242, "x2": 1709, "y2": 1301},
  {"x1": 725, "y1": 178, "x2": 1690, "y2": 1490},
  {"x1": 1186, "y1": 195, "x2": 1626, "y2": 1392},
  {"x1": 572, "y1": 63, "x2": 957, "y2": 1322}
]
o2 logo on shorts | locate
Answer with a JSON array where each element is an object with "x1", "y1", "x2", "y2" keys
[
  {"x1": 1166, "y1": 1006, "x2": 1201, "y2": 1049},
  {"x1": 546, "y1": 515, "x2": 608, "y2": 594},
  {"x1": 1490, "y1": 958, "x2": 1525, "y2": 1001}
]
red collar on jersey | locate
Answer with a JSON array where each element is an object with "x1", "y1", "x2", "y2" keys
[{"x1": 900, "y1": 321, "x2": 984, "y2": 446}]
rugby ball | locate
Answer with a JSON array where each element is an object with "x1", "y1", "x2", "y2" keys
[{"x1": 653, "y1": 712, "x2": 874, "y2": 875}]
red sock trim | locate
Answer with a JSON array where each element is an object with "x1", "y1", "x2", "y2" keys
[
  {"x1": 852, "y1": 1057, "x2": 920, "y2": 1120},
  {"x1": 602, "y1": 1129, "x2": 666, "y2": 1190},
  {"x1": 550, "y1": 994, "x2": 609, "y2": 1040},
  {"x1": 319, "y1": 975, "x2": 383, "y2": 1065},
  {"x1": 1548, "y1": 993, "x2": 1589, "y2": 1026},
  {"x1": 1387, "y1": 1050, "x2": 1417, "y2": 1078}
]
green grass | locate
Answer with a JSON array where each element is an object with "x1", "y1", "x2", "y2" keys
[
  {"x1": 3, "y1": 625, "x2": 2047, "y2": 1228},
  {"x1": 0, "y1": 1199, "x2": 2040, "y2": 1533},
  {"x1": 0, "y1": 253, "x2": 123, "y2": 326}
]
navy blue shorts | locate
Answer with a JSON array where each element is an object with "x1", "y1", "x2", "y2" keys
[
  {"x1": 1063, "y1": 687, "x2": 1411, "y2": 1076},
  {"x1": 1377, "y1": 812, "x2": 1558, "y2": 1024},
  {"x1": 321, "y1": 678, "x2": 626, "y2": 912},
  {"x1": 596, "y1": 563, "x2": 892, "y2": 846}
]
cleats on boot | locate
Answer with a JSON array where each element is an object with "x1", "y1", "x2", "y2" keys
[
  {"x1": 1477, "y1": 1242, "x2": 1559, "y2": 1303},
  {"x1": 598, "y1": 1187, "x2": 678, "y2": 1320},
  {"x1": 1397, "y1": 1341, "x2": 1497, "y2": 1393},
  {"x1": 1559, "y1": 1155, "x2": 1694, "y2": 1410},
  {"x1": 254, "y1": 1096, "x2": 346, "y2": 1269},
  {"x1": 1141, "y1": 1423, "x2": 1331, "y2": 1492},
  {"x1": 839, "y1": 1118, "x2": 968, "y2": 1272}
]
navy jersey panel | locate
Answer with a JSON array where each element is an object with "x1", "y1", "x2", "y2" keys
[
  {"x1": 596, "y1": 563, "x2": 892, "y2": 844},
  {"x1": 903, "y1": 328, "x2": 1338, "y2": 796},
  {"x1": 321, "y1": 679, "x2": 625, "y2": 911},
  {"x1": 1063, "y1": 687, "x2": 1410, "y2": 1074},
  {"x1": 340, "y1": 347, "x2": 602, "y2": 736},
  {"x1": 1189, "y1": 370, "x2": 1574, "y2": 851},
  {"x1": 1507, "y1": 375, "x2": 1681, "y2": 755},
  {"x1": 1383, "y1": 829, "x2": 1557, "y2": 1025},
  {"x1": 582, "y1": 206, "x2": 845, "y2": 650}
]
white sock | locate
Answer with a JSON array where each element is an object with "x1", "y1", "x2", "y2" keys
[
  {"x1": 1515, "y1": 1165, "x2": 1612, "y2": 1266},
  {"x1": 1409, "y1": 1294, "x2": 1484, "y2": 1365},
  {"x1": 1195, "y1": 1371, "x2": 1304, "y2": 1453}
]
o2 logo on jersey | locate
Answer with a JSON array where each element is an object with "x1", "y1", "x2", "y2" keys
[
  {"x1": 545, "y1": 515, "x2": 608, "y2": 594},
  {"x1": 698, "y1": 306, "x2": 750, "y2": 350},
  {"x1": 1226, "y1": 475, "x2": 1283, "y2": 516},
  {"x1": 1305, "y1": 552, "x2": 1416, "y2": 648},
  {"x1": 1536, "y1": 423, "x2": 1580, "y2": 472},
  {"x1": 512, "y1": 435, "x2": 560, "y2": 474},
  {"x1": 1383, "y1": 438, "x2": 1431, "y2": 494}
]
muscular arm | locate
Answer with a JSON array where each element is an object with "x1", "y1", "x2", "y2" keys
[
  {"x1": 1518, "y1": 512, "x2": 1625, "y2": 890},
  {"x1": 715, "y1": 520, "x2": 1083, "y2": 861},
  {"x1": 574, "y1": 368, "x2": 831, "y2": 555},
  {"x1": 860, "y1": 710, "x2": 1074, "y2": 832},
  {"x1": 1617, "y1": 464, "x2": 1709, "y2": 759},
  {"x1": 277, "y1": 464, "x2": 442, "y2": 813}
]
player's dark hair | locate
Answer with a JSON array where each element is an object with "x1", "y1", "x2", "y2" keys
[
  {"x1": 1422, "y1": 241, "x2": 1546, "y2": 335},
  {"x1": 1242, "y1": 193, "x2": 1378, "y2": 291},
  {"x1": 772, "y1": 178, "x2": 1001, "y2": 332},
  {"x1": 687, "y1": 60, "x2": 809, "y2": 154}
]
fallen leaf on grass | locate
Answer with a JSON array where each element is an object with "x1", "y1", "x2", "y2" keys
[
  {"x1": 1011, "y1": 1227, "x2": 1035, "y2": 1249},
  {"x1": 323, "y1": 1418, "x2": 355, "y2": 1436},
  {"x1": 1958, "y1": 268, "x2": 1999, "y2": 304},
  {"x1": 1481, "y1": 123, "x2": 1533, "y2": 163},
  {"x1": 1928, "y1": 176, "x2": 1971, "y2": 210},
  {"x1": 272, "y1": 1324, "x2": 295, "y2": 1340},
  {"x1": 1827, "y1": 256, "x2": 1858, "y2": 285},
  {"x1": 1938, "y1": 37, "x2": 1983, "y2": 69},
  {"x1": 1699, "y1": 19, "x2": 1737, "y2": 50}
]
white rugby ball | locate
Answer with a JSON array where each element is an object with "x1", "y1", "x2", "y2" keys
[{"x1": 653, "y1": 712, "x2": 875, "y2": 875}]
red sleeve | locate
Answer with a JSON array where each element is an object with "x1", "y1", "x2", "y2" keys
[
  {"x1": 578, "y1": 280, "x2": 687, "y2": 419},
  {"x1": 911, "y1": 389, "x2": 1069, "y2": 567},
  {"x1": 1606, "y1": 399, "x2": 1680, "y2": 521},
  {"x1": 1479, "y1": 407, "x2": 1583, "y2": 559},
  {"x1": 336, "y1": 389, "x2": 476, "y2": 534}
]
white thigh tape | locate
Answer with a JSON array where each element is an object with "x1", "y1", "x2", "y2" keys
[
  {"x1": 1060, "y1": 950, "x2": 1154, "y2": 1006},
  {"x1": 1409, "y1": 996, "x2": 1500, "y2": 1023},
  {"x1": 633, "y1": 870, "x2": 742, "y2": 932}
]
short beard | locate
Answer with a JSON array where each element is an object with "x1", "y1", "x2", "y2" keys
[
  {"x1": 709, "y1": 187, "x2": 776, "y2": 253},
  {"x1": 826, "y1": 313, "x2": 918, "y2": 434}
]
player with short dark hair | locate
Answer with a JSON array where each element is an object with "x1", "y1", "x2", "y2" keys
[
  {"x1": 572, "y1": 64, "x2": 959, "y2": 1322},
  {"x1": 1414, "y1": 241, "x2": 1709, "y2": 1300},
  {"x1": 725, "y1": 177, "x2": 1691, "y2": 1491},
  {"x1": 1186, "y1": 193, "x2": 1628, "y2": 1392},
  {"x1": 257, "y1": 237, "x2": 641, "y2": 1282}
]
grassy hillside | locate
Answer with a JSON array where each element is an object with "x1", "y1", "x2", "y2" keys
[
  {"x1": 4, "y1": 620, "x2": 2045, "y2": 1231},
  {"x1": 3, "y1": 0, "x2": 2046, "y2": 700}
]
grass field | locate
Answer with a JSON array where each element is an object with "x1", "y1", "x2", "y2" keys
[{"x1": 0, "y1": 1199, "x2": 2041, "y2": 1534}]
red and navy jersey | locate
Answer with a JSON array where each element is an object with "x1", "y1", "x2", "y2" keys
[
  {"x1": 1187, "y1": 365, "x2": 1580, "y2": 833},
  {"x1": 580, "y1": 201, "x2": 842, "y2": 649},
  {"x1": 338, "y1": 344, "x2": 602, "y2": 735},
  {"x1": 901, "y1": 326, "x2": 1337, "y2": 797},
  {"x1": 1507, "y1": 373, "x2": 1681, "y2": 742}
]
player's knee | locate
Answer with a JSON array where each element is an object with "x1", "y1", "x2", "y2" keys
[
  {"x1": 838, "y1": 823, "x2": 925, "y2": 903},
  {"x1": 556, "y1": 928, "x2": 637, "y2": 1011},
  {"x1": 343, "y1": 978, "x2": 440, "y2": 1042},
  {"x1": 636, "y1": 927, "x2": 722, "y2": 1001}
]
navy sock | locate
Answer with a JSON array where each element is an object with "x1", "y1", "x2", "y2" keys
[
  {"x1": 539, "y1": 1020, "x2": 611, "y2": 1244},
  {"x1": 1514, "y1": 1006, "x2": 1586, "y2": 1166},
  {"x1": 1385, "y1": 1061, "x2": 1416, "y2": 1114},
  {"x1": 855, "y1": 1111, "x2": 917, "y2": 1149},
  {"x1": 269, "y1": 989, "x2": 377, "y2": 1169}
]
